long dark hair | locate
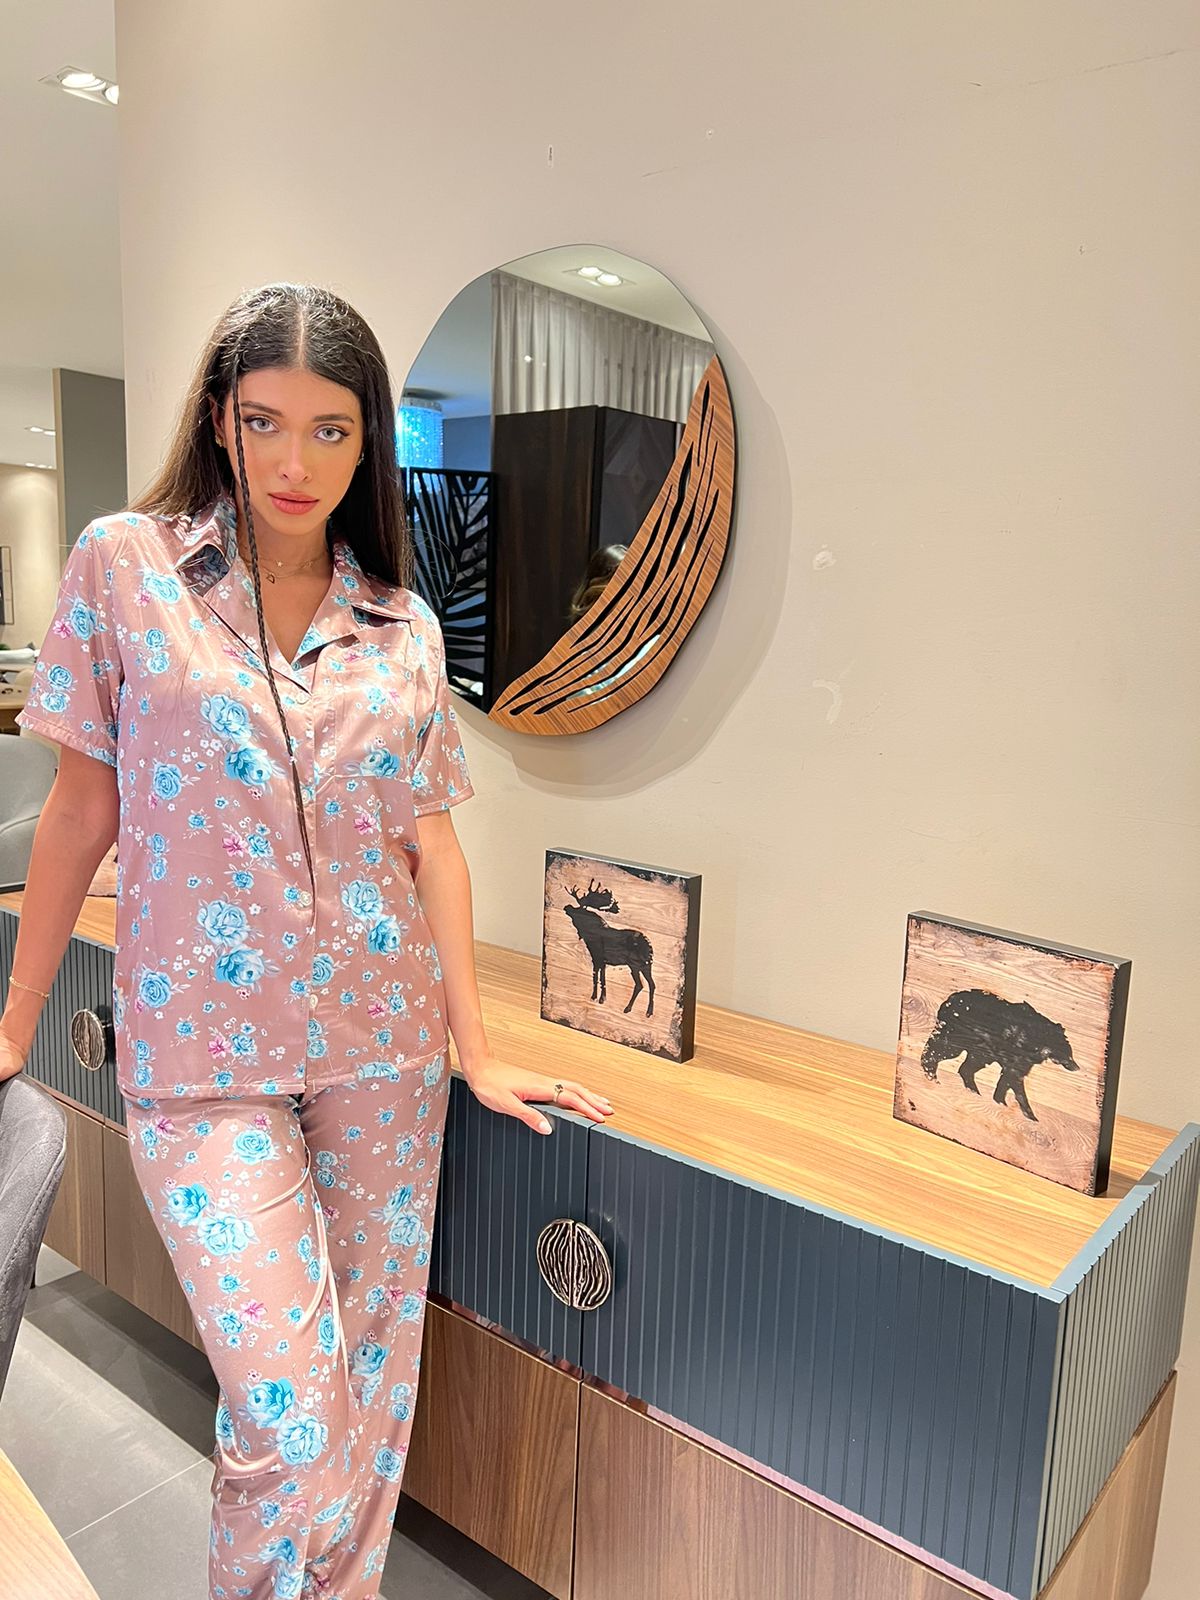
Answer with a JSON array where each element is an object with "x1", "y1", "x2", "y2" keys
[{"x1": 129, "y1": 282, "x2": 412, "y2": 892}]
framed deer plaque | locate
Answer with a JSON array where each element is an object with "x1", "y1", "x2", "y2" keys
[
  {"x1": 540, "y1": 849, "x2": 701, "y2": 1061},
  {"x1": 893, "y1": 912, "x2": 1131, "y2": 1195}
]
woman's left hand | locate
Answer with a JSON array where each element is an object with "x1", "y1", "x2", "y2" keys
[{"x1": 462, "y1": 1056, "x2": 614, "y2": 1135}]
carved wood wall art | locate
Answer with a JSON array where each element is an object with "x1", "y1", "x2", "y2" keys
[{"x1": 489, "y1": 355, "x2": 735, "y2": 733}]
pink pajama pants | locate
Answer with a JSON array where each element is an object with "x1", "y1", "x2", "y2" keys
[{"x1": 122, "y1": 1056, "x2": 452, "y2": 1600}]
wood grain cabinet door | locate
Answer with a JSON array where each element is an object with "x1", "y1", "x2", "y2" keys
[
  {"x1": 41, "y1": 1096, "x2": 106, "y2": 1281},
  {"x1": 101, "y1": 1122, "x2": 206, "y2": 1351},
  {"x1": 404, "y1": 1303, "x2": 579, "y2": 1599},
  {"x1": 429, "y1": 1074, "x2": 592, "y2": 1365}
]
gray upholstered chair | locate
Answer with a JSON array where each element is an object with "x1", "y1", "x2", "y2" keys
[
  {"x1": 0, "y1": 734, "x2": 57, "y2": 892},
  {"x1": 0, "y1": 1073, "x2": 67, "y2": 1401}
]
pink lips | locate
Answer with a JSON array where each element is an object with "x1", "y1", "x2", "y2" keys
[{"x1": 270, "y1": 494, "x2": 318, "y2": 515}]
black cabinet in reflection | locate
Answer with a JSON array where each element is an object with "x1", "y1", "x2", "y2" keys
[{"x1": 489, "y1": 405, "x2": 678, "y2": 709}]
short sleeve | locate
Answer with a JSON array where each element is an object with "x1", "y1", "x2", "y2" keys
[
  {"x1": 412, "y1": 613, "x2": 474, "y2": 816},
  {"x1": 16, "y1": 523, "x2": 123, "y2": 767}
]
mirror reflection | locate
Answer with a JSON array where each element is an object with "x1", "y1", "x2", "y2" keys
[{"x1": 399, "y1": 246, "x2": 718, "y2": 718}]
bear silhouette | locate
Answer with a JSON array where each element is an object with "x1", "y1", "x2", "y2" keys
[{"x1": 920, "y1": 988, "x2": 1078, "y2": 1122}]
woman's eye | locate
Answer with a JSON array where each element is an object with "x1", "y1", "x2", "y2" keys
[{"x1": 244, "y1": 416, "x2": 348, "y2": 443}]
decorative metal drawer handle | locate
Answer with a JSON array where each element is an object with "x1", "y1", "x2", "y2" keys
[
  {"x1": 69, "y1": 1008, "x2": 109, "y2": 1073},
  {"x1": 536, "y1": 1218, "x2": 612, "y2": 1310}
]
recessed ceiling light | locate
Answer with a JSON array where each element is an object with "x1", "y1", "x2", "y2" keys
[
  {"x1": 596, "y1": 273, "x2": 623, "y2": 287},
  {"x1": 43, "y1": 66, "x2": 119, "y2": 107},
  {"x1": 576, "y1": 266, "x2": 602, "y2": 279}
]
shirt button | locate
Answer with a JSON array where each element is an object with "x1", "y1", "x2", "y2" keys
[
  {"x1": 298, "y1": 890, "x2": 312, "y2": 906},
  {"x1": 309, "y1": 993, "x2": 319, "y2": 1009}
]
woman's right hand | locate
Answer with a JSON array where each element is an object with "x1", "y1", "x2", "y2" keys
[{"x1": 0, "y1": 1026, "x2": 29, "y2": 1084}]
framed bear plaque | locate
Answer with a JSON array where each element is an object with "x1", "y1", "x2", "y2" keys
[
  {"x1": 893, "y1": 912, "x2": 1131, "y2": 1195},
  {"x1": 540, "y1": 849, "x2": 701, "y2": 1061}
]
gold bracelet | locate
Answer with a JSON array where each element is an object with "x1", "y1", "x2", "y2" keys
[{"x1": 8, "y1": 975, "x2": 51, "y2": 1000}]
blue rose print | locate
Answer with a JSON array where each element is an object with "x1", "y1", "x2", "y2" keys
[
  {"x1": 166, "y1": 1183, "x2": 211, "y2": 1225},
  {"x1": 224, "y1": 745, "x2": 280, "y2": 786},
  {"x1": 140, "y1": 568, "x2": 183, "y2": 603},
  {"x1": 366, "y1": 916, "x2": 404, "y2": 954},
  {"x1": 138, "y1": 970, "x2": 174, "y2": 1008},
  {"x1": 152, "y1": 762, "x2": 184, "y2": 799},
  {"x1": 198, "y1": 1211, "x2": 256, "y2": 1256},
  {"x1": 373, "y1": 1447, "x2": 402, "y2": 1482},
  {"x1": 246, "y1": 1379, "x2": 296, "y2": 1427},
  {"x1": 359, "y1": 748, "x2": 401, "y2": 778},
  {"x1": 351, "y1": 1340, "x2": 387, "y2": 1377},
  {"x1": 276, "y1": 1414, "x2": 329, "y2": 1466},
  {"x1": 341, "y1": 879, "x2": 383, "y2": 921},
  {"x1": 67, "y1": 598, "x2": 101, "y2": 640},
  {"x1": 214, "y1": 947, "x2": 267, "y2": 987},
  {"x1": 231, "y1": 1128, "x2": 274, "y2": 1163},
  {"x1": 198, "y1": 899, "x2": 251, "y2": 946},
  {"x1": 201, "y1": 692, "x2": 252, "y2": 741},
  {"x1": 215, "y1": 1402, "x2": 235, "y2": 1446}
]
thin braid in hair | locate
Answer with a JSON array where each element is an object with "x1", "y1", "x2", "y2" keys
[{"x1": 229, "y1": 348, "x2": 317, "y2": 892}]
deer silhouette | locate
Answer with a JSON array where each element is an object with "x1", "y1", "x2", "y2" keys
[{"x1": 563, "y1": 879, "x2": 655, "y2": 1017}]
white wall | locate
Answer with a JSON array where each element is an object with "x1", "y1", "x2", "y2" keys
[
  {"x1": 0, "y1": 464, "x2": 59, "y2": 648},
  {"x1": 113, "y1": 4, "x2": 1200, "y2": 1593}
]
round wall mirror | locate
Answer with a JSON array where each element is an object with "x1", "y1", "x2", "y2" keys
[{"x1": 399, "y1": 245, "x2": 736, "y2": 734}]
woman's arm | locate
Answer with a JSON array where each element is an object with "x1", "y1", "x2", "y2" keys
[
  {"x1": 0, "y1": 747, "x2": 120, "y2": 1065},
  {"x1": 411, "y1": 808, "x2": 615, "y2": 1135}
]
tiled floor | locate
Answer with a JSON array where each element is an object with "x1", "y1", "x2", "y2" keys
[{"x1": 0, "y1": 1245, "x2": 554, "y2": 1600}]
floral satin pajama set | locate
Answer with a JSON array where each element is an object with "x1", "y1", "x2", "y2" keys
[{"x1": 18, "y1": 491, "x2": 475, "y2": 1599}]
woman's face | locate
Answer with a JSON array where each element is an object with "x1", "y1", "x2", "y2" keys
[{"x1": 209, "y1": 364, "x2": 364, "y2": 539}]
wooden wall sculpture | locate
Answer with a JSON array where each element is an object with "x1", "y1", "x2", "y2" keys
[{"x1": 488, "y1": 355, "x2": 735, "y2": 734}]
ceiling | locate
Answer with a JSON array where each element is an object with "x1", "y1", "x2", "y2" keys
[
  {"x1": 404, "y1": 244, "x2": 714, "y2": 419},
  {"x1": 0, "y1": 2, "x2": 121, "y2": 473}
]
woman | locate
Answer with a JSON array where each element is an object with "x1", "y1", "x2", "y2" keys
[{"x1": 0, "y1": 282, "x2": 614, "y2": 1599}]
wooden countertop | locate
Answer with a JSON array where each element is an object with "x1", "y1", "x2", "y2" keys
[
  {"x1": 1, "y1": 891, "x2": 1178, "y2": 1288},
  {"x1": 0, "y1": 1446, "x2": 99, "y2": 1598}
]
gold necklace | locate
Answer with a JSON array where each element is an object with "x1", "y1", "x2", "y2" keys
[{"x1": 237, "y1": 541, "x2": 331, "y2": 583}]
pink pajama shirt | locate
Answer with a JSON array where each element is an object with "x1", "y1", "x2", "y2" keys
[{"x1": 21, "y1": 493, "x2": 475, "y2": 1597}]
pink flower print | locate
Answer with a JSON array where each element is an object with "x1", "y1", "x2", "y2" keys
[
  {"x1": 134, "y1": 588, "x2": 153, "y2": 606},
  {"x1": 153, "y1": 1116, "x2": 176, "y2": 1138},
  {"x1": 367, "y1": 998, "x2": 387, "y2": 1018},
  {"x1": 241, "y1": 1299, "x2": 267, "y2": 1324},
  {"x1": 252, "y1": 1111, "x2": 270, "y2": 1130},
  {"x1": 223, "y1": 832, "x2": 247, "y2": 858},
  {"x1": 209, "y1": 1035, "x2": 229, "y2": 1059},
  {"x1": 51, "y1": 617, "x2": 76, "y2": 639},
  {"x1": 353, "y1": 808, "x2": 377, "y2": 835}
]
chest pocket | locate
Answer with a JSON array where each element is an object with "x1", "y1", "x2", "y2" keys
[{"x1": 333, "y1": 620, "x2": 422, "y2": 784}]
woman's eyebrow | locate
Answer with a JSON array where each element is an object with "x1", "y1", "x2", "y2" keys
[{"x1": 242, "y1": 402, "x2": 357, "y2": 423}]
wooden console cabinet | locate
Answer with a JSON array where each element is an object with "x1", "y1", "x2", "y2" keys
[{"x1": 3, "y1": 893, "x2": 1196, "y2": 1600}]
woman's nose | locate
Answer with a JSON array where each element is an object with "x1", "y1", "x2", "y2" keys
[{"x1": 278, "y1": 438, "x2": 314, "y2": 481}]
